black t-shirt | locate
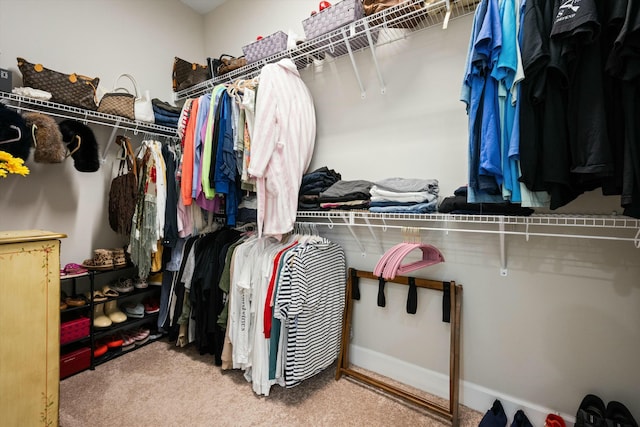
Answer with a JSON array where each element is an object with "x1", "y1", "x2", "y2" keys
[{"x1": 551, "y1": 0, "x2": 613, "y2": 179}]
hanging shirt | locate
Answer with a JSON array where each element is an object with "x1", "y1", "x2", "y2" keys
[{"x1": 248, "y1": 58, "x2": 316, "y2": 238}]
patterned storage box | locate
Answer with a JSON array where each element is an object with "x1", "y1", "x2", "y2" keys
[
  {"x1": 60, "y1": 347, "x2": 91, "y2": 379},
  {"x1": 60, "y1": 316, "x2": 90, "y2": 345},
  {"x1": 242, "y1": 31, "x2": 289, "y2": 63},
  {"x1": 302, "y1": 0, "x2": 364, "y2": 40}
]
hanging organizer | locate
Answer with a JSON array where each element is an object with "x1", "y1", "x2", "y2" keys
[{"x1": 336, "y1": 268, "x2": 463, "y2": 426}]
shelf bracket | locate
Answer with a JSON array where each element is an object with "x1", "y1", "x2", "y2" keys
[
  {"x1": 341, "y1": 27, "x2": 367, "y2": 99},
  {"x1": 101, "y1": 119, "x2": 121, "y2": 163},
  {"x1": 499, "y1": 216, "x2": 507, "y2": 276},
  {"x1": 340, "y1": 212, "x2": 367, "y2": 256},
  {"x1": 363, "y1": 215, "x2": 385, "y2": 254},
  {"x1": 364, "y1": 20, "x2": 386, "y2": 95}
]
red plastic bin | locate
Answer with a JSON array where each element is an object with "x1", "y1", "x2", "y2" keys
[{"x1": 60, "y1": 347, "x2": 91, "y2": 379}]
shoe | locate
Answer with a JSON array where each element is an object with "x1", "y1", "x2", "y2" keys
[
  {"x1": 111, "y1": 277, "x2": 134, "y2": 293},
  {"x1": 105, "y1": 335, "x2": 123, "y2": 349},
  {"x1": 92, "y1": 303, "x2": 112, "y2": 328},
  {"x1": 122, "y1": 302, "x2": 145, "y2": 318},
  {"x1": 606, "y1": 401, "x2": 638, "y2": 427},
  {"x1": 120, "y1": 332, "x2": 136, "y2": 351},
  {"x1": 575, "y1": 394, "x2": 606, "y2": 427},
  {"x1": 143, "y1": 297, "x2": 160, "y2": 314},
  {"x1": 93, "y1": 343, "x2": 108, "y2": 357},
  {"x1": 545, "y1": 414, "x2": 566, "y2": 427},
  {"x1": 479, "y1": 399, "x2": 507, "y2": 427},
  {"x1": 65, "y1": 295, "x2": 87, "y2": 307},
  {"x1": 104, "y1": 300, "x2": 127, "y2": 323},
  {"x1": 511, "y1": 410, "x2": 533, "y2": 427},
  {"x1": 134, "y1": 277, "x2": 148, "y2": 289},
  {"x1": 132, "y1": 327, "x2": 150, "y2": 345}
]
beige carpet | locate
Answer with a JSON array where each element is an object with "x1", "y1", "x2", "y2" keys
[{"x1": 60, "y1": 340, "x2": 482, "y2": 427}]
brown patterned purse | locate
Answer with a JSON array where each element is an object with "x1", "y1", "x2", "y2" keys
[
  {"x1": 17, "y1": 57, "x2": 99, "y2": 110},
  {"x1": 172, "y1": 57, "x2": 210, "y2": 92},
  {"x1": 97, "y1": 74, "x2": 139, "y2": 121}
]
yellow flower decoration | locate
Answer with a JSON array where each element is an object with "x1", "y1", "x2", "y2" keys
[{"x1": 0, "y1": 150, "x2": 30, "y2": 178}]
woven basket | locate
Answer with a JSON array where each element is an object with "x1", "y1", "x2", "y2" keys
[
  {"x1": 302, "y1": 0, "x2": 364, "y2": 40},
  {"x1": 242, "y1": 31, "x2": 289, "y2": 63}
]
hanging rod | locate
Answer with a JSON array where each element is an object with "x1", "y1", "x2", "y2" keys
[{"x1": 0, "y1": 92, "x2": 179, "y2": 139}]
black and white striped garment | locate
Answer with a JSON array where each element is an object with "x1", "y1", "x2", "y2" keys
[{"x1": 275, "y1": 238, "x2": 346, "y2": 388}]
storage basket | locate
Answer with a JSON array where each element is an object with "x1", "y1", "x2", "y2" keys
[
  {"x1": 242, "y1": 31, "x2": 289, "y2": 63},
  {"x1": 302, "y1": 0, "x2": 364, "y2": 40},
  {"x1": 60, "y1": 347, "x2": 91, "y2": 379},
  {"x1": 60, "y1": 316, "x2": 90, "y2": 345}
]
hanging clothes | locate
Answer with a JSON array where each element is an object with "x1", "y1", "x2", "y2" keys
[{"x1": 248, "y1": 58, "x2": 316, "y2": 238}]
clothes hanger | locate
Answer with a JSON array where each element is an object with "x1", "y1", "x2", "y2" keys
[{"x1": 0, "y1": 125, "x2": 22, "y2": 144}]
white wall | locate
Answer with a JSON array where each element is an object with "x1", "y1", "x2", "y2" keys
[
  {"x1": 1, "y1": 0, "x2": 638, "y2": 424},
  {"x1": 203, "y1": 1, "x2": 640, "y2": 424},
  {"x1": 0, "y1": 0, "x2": 205, "y2": 265}
]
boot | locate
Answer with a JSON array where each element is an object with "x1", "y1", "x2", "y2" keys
[
  {"x1": 93, "y1": 303, "x2": 112, "y2": 328},
  {"x1": 104, "y1": 300, "x2": 127, "y2": 323}
]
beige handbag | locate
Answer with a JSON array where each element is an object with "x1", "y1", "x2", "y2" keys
[{"x1": 98, "y1": 74, "x2": 140, "y2": 121}]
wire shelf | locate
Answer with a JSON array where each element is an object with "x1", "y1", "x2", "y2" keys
[
  {"x1": 0, "y1": 92, "x2": 179, "y2": 139},
  {"x1": 296, "y1": 211, "x2": 640, "y2": 245},
  {"x1": 174, "y1": 0, "x2": 478, "y2": 100}
]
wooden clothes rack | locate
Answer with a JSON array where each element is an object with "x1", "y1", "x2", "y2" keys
[{"x1": 336, "y1": 268, "x2": 463, "y2": 426}]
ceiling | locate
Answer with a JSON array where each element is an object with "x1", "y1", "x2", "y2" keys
[{"x1": 179, "y1": 0, "x2": 227, "y2": 15}]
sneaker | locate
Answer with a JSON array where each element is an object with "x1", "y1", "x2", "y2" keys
[{"x1": 575, "y1": 394, "x2": 606, "y2": 427}]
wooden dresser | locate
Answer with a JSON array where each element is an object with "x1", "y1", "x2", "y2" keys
[{"x1": 0, "y1": 230, "x2": 66, "y2": 427}]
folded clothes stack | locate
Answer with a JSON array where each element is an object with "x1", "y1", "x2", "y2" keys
[
  {"x1": 438, "y1": 186, "x2": 534, "y2": 216},
  {"x1": 298, "y1": 166, "x2": 342, "y2": 210},
  {"x1": 152, "y1": 98, "x2": 181, "y2": 128},
  {"x1": 317, "y1": 179, "x2": 373, "y2": 210},
  {"x1": 368, "y1": 177, "x2": 439, "y2": 214}
]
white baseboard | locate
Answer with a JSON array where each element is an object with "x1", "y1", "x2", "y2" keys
[{"x1": 348, "y1": 345, "x2": 576, "y2": 426}]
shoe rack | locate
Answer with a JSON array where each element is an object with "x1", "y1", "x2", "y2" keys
[{"x1": 59, "y1": 266, "x2": 162, "y2": 379}]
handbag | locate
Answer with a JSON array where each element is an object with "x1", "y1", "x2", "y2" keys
[
  {"x1": 108, "y1": 135, "x2": 138, "y2": 236},
  {"x1": 362, "y1": 0, "x2": 428, "y2": 29},
  {"x1": 98, "y1": 74, "x2": 140, "y2": 121},
  {"x1": 17, "y1": 57, "x2": 100, "y2": 110},
  {"x1": 208, "y1": 54, "x2": 247, "y2": 77},
  {"x1": 172, "y1": 57, "x2": 210, "y2": 92},
  {"x1": 134, "y1": 89, "x2": 155, "y2": 123}
]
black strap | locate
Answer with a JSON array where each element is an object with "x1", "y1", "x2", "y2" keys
[
  {"x1": 406, "y1": 277, "x2": 417, "y2": 314},
  {"x1": 377, "y1": 277, "x2": 386, "y2": 307},
  {"x1": 442, "y1": 281, "x2": 451, "y2": 323},
  {"x1": 350, "y1": 268, "x2": 360, "y2": 300}
]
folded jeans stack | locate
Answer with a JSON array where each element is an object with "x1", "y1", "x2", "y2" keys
[{"x1": 152, "y1": 98, "x2": 180, "y2": 128}]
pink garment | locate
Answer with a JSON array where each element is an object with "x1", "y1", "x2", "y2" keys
[{"x1": 248, "y1": 59, "x2": 316, "y2": 238}]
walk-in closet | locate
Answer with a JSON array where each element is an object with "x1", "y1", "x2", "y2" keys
[{"x1": 1, "y1": 1, "x2": 639, "y2": 427}]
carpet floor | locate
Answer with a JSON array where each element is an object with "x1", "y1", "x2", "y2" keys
[{"x1": 60, "y1": 340, "x2": 482, "y2": 427}]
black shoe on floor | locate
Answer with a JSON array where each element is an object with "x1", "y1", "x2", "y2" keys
[
  {"x1": 606, "y1": 401, "x2": 638, "y2": 427},
  {"x1": 479, "y1": 399, "x2": 508, "y2": 427},
  {"x1": 511, "y1": 409, "x2": 534, "y2": 427},
  {"x1": 575, "y1": 394, "x2": 607, "y2": 427}
]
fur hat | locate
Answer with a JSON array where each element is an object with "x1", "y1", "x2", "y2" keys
[
  {"x1": 23, "y1": 112, "x2": 66, "y2": 163},
  {"x1": 58, "y1": 119, "x2": 100, "y2": 172},
  {"x1": 0, "y1": 104, "x2": 31, "y2": 161}
]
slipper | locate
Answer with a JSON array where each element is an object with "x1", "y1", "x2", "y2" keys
[
  {"x1": 105, "y1": 335, "x2": 124, "y2": 349},
  {"x1": 111, "y1": 277, "x2": 134, "y2": 293},
  {"x1": 60, "y1": 301, "x2": 68, "y2": 310},
  {"x1": 102, "y1": 285, "x2": 119, "y2": 298},
  {"x1": 63, "y1": 263, "x2": 88, "y2": 275},
  {"x1": 65, "y1": 295, "x2": 87, "y2": 307},
  {"x1": 93, "y1": 343, "x2": 108, "y2": 357}
]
